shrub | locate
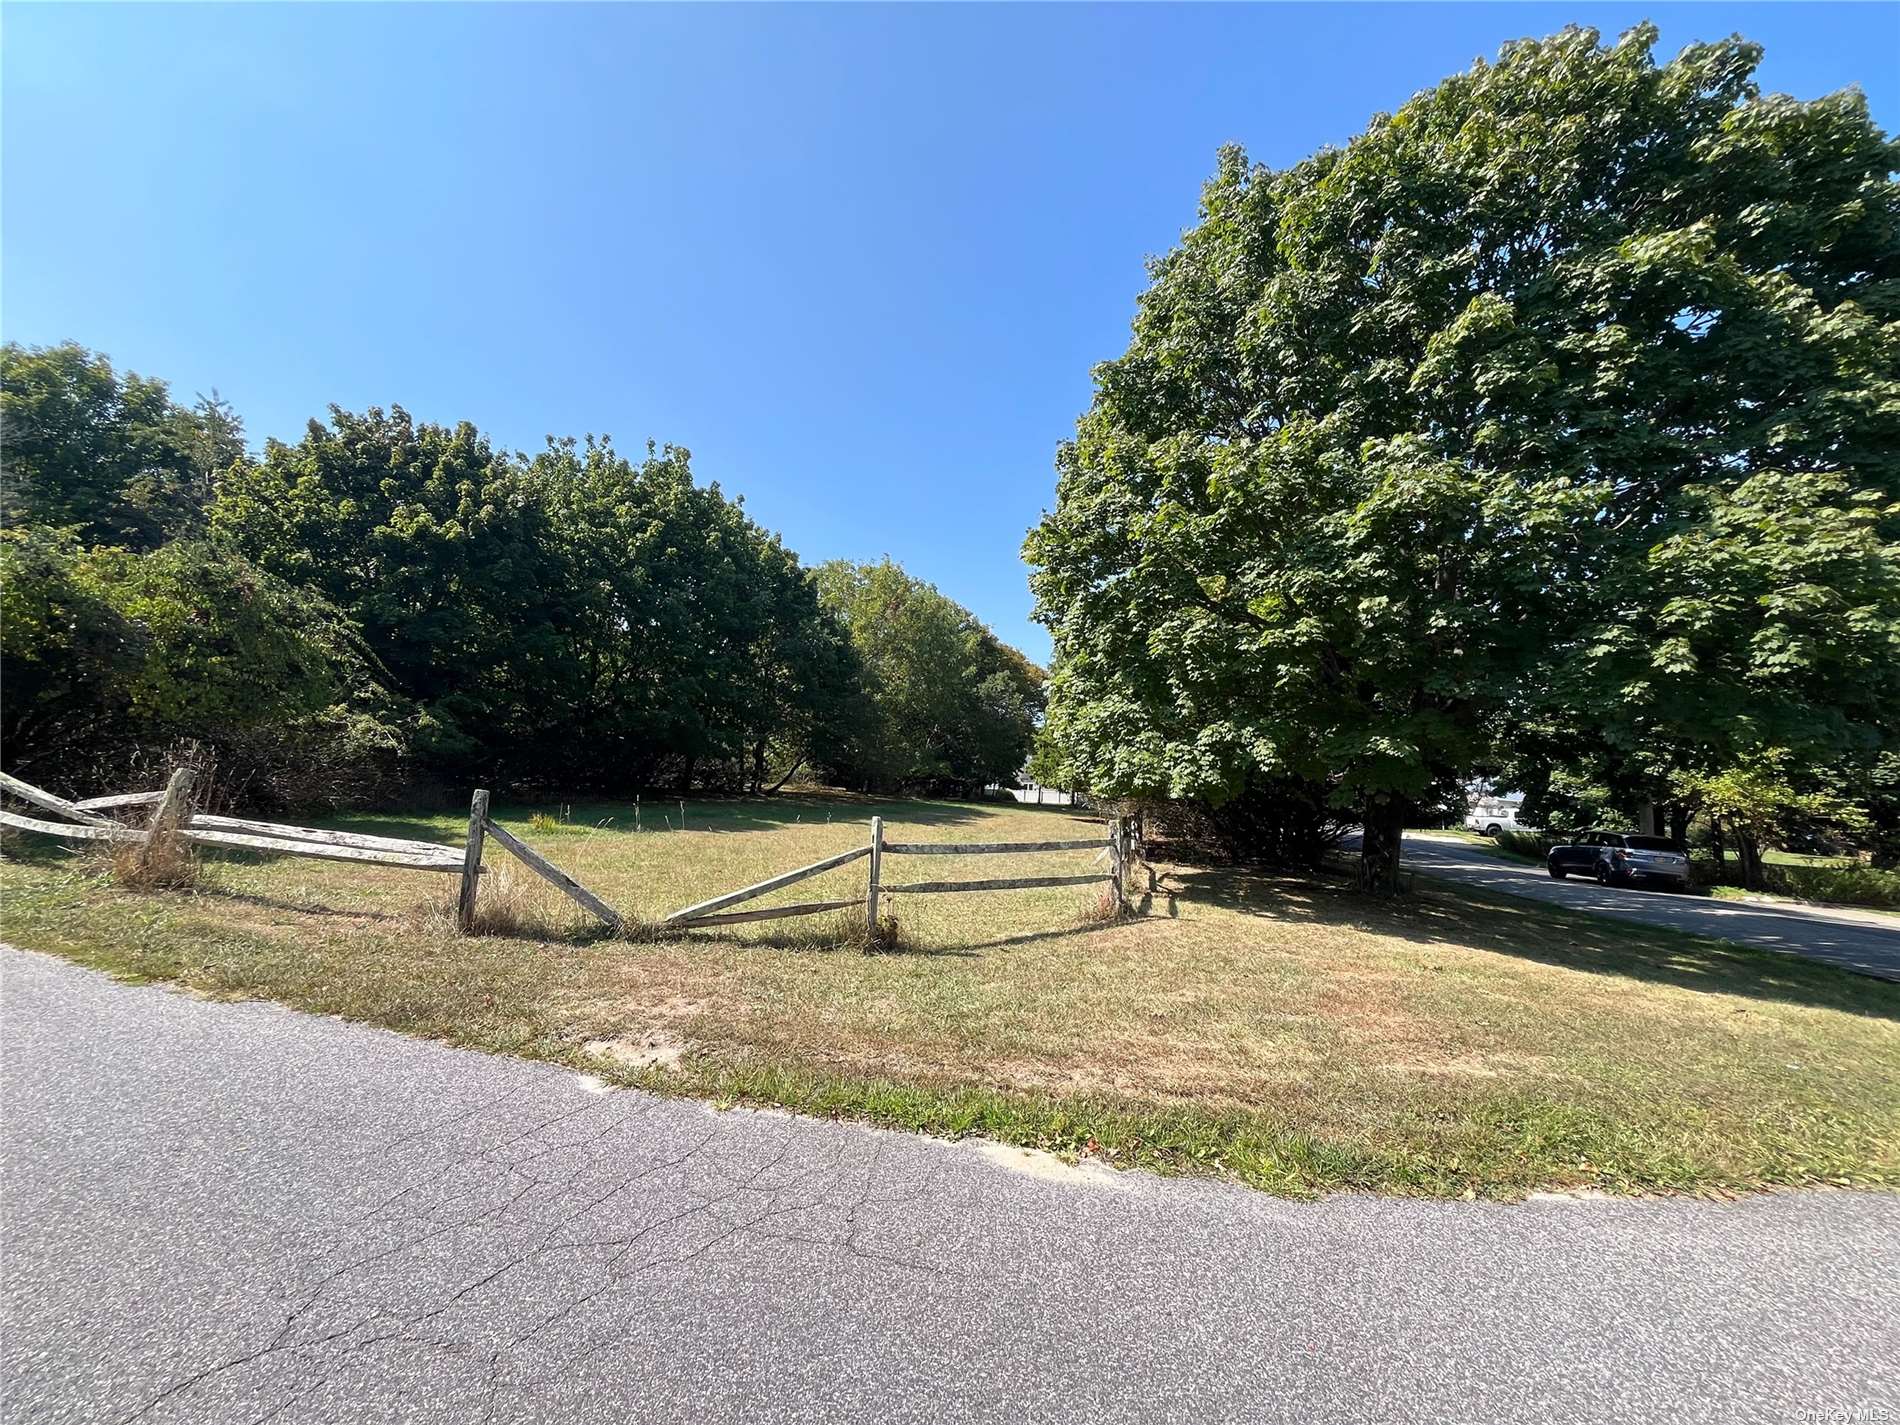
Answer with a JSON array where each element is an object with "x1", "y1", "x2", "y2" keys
[
  {"x1": 1493, "y1": 829, "x2": 1557, "y2": 861},
  {"x1": 1762, "y1": 862, "x2": 1900, "y2": 911},
  {"x1": 1139, "y1": 778, "x2": 1350, "y2": 868},
  {"x1": 1691, "y1": 856, "x2": 1900, "y2": 910},
  {"x1": 1, "y1": 531, "x2": 411, "y2": 811}
]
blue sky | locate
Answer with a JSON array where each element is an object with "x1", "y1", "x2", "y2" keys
[{"x1": 5, "y1": 4, "x2": 1894, "y2": 664}]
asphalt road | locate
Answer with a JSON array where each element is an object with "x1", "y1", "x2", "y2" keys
[
  {"x1": 4, "y1": 947, "x2": 1898, "y2": 1425},
  {"x1": 1401, "y1": 833, "x2": 1900, "y2": 982}
]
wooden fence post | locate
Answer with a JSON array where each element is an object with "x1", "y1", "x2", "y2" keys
[
  {"x1": 1109, "y1": 816, "x2": 1129, "y2": 916},
  {"x1": 866, "y1": 816, "x2": 883, "y2": 942},
  {"x1": 458, "y1": 788, "x2": 489, "y2": 933},
  {"x1": 140, "y1": 768, "x2": 197, "y2": 869}
]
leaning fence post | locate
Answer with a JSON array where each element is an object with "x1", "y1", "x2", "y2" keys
[
  {"x1": 458, "y1": 788, "x2": 490, "y2": 933},
  {"x1": 1108, "y1": 816, "x2": 1130, "y2": 916},
  {"x1": 140, "y1": 768, "x2": 197, "y2": 870},
  {"x1": 866, "y1": 815, "x2": 883, "y2": 943}
]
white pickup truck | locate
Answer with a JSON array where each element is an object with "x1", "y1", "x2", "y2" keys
[{"x1": 1464, "y1": 796, "x2": 1526, "y2": 837}]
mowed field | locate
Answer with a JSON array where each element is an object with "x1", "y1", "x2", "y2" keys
[{"x1": 3, "y1": 791, "x2": 1897, "y2": 1198}]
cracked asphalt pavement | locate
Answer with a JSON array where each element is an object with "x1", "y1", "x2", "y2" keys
[
  {"x1": 1400, "y1": 833, "x2": 1900, "y2": 982},
  {"x1": 4, "y1": 947, "x2": 1897, "y2": 1425}
]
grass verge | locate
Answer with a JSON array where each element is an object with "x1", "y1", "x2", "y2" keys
[{"x1": 3, "y1": 792, "x2": 1897, "y2": 1200}]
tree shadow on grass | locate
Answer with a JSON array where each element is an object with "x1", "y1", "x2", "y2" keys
[
  {"x1": 208, "y1": 889, "x2": 404, "y2": 923},
  {"x1": 1170, "y1": 862, "x2": 1900, "y2": 1023},
  {"x1": 954, "y1": 919, "x2": 1137, "y2": 954},
  {"x1": 483, "y1": 794, "x2": 1007, "y2": 837},
  {"x1": 316, "y1": 793, "x2": 1095, "y2": 842}
]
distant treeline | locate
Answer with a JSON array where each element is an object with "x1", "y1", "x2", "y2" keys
[{"x1": 0, "y1": 342, "x2": 1042, "y2": 808}]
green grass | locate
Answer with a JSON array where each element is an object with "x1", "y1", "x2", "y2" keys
[{"x1": 3, "y1": 790, "x2": 1897, "y2": 1199}]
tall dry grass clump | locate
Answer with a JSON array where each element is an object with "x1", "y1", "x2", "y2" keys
[
  {"x1": 94, "y1": 828, "x2": 201, "y2": 892},
  {"x1": 428, "y1": 862, "x2": 589, "y2": 940},
  {"x1": 1078, "y1": 883, "x2": 1121, "y2": 925}
]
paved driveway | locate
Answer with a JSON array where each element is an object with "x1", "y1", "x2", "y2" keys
[
  {"x1": 1402, "y1": 833, "x2": 1900, "y2": 982},
  {"x1": 4, "y1": 947, "x2": 1899, "y2": 1425}
]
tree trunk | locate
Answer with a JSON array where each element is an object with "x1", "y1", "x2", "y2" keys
[
  {"x1": 1358, "y1": 795, "x2": 1407, "y2": 896},
  {"x1": 750, "y1": 740, "x2": 767, "y2": 796},
  {"x1": 1738, "y1": 829, "x2": 1766, "y2": 891},
  {"x1": 765, "y1": 757, "x2": 804, "y2": 796},
  {"x1": 1668, "y1": 805, "x2": 1688, "y2": 845},
  {"x1": 1710, "y1": 816, "x2": 1726, "y2": 881}
]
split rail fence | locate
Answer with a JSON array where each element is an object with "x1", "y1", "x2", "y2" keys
[
  {"x1": 1, "y1": 770, "x2": 1138, "y2": 944},
  {"x1": 661, "y1": 813, "x2": 1139, "y2": 936}
]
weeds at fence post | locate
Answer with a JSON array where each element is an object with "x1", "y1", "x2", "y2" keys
[
  {"x1": 458, "y1": 789, "x2": 490, "y2": 933},
  {"x1": 140, "y1": 768, "x2": 197, "y2": 875}
]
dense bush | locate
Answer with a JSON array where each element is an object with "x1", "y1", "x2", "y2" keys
[
  {"x1": 1691, "y1": 856, "x2": 1900, "y2": 910},
  {"x1": 0, "y1": 529, "x2": 408, "y2": 807},
  {"x1": 1491, "y1": 829, "x2": 1558, "y2": 862}
]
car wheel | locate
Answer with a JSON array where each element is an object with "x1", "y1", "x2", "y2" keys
[
  {"x1": 1596, "y1": 862, "x2": 1615, "y2": 886},
  {"x1": 1548, "y1": 865, "x2": 1566, "y2": 880},
  {"x1": 1485, "y1": 823, "x2": 1502, "y2": 837}
]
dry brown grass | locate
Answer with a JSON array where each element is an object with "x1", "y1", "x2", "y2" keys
[
  {"x1": 459, "y1": 862, "x2": 591, "y2": 940},
  {"x1": 90, "y1": 828, "x2": 201, "y2": 892},
  {"x1": 4, "y1": 790, "x2": 1897, "y2": 1196}
]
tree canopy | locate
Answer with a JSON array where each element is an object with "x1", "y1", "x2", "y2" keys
[
  {"x1": 2, "y1": 342, "x2": 244, "y2": 551},
  {"x1": 2, "y1": 346, "x2": 1036, "y2": 806},
  {"x1": 1026, "y1": 24, "x2": 1899, "y2": 887},
  {"x1": 814, "y1": 559, "x2": 1044, "y2": 795}
]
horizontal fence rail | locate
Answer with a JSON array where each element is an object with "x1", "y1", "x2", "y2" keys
[
  {"x1": 0, "y1": 806, "x2": 467, "y2": 871},
  {"x1": 73, "y1": 791, "x2": 166, "y2": 812},
  {"x1": 189, "y1": 814, "x2": 459, "y2": 859},
  {"x1": 185, "y1": 827, "x2": 464, "y2": 870},
  {"x1": 683, "y1": 897, "x2": 864, "y2": 928},
  {"x1": 882, "y1": 873, "x2": 1107, "y2": 895},
  {"x1": 879, "y1": 838, "x2": 1102, "y2": 855},
  {"x1": 0, "y1": 771, "x2": 112, "y2": 827},
  {"x1": 1, "y1": 810, "x2": 130, "y2": 841}
]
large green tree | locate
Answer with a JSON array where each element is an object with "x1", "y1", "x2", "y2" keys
[
  {"x1": 1027, "y1": 25, "x2": 1899, "y2": 891},
  {"x1": 212, "y1": 411, "x2": 864, "y2": 790},
  {"x1": 2, "y1": 341, "x2": 244, "y2": 550},
  {"x1": 211, "y1": 405, "x2": 574, "y2": 771},
  {"x1": 815, "y1": 559, "x2": 1043, "y2": 795},
  {"x1": 529, "y1": 437, "x2": 862, "y2": 791}
]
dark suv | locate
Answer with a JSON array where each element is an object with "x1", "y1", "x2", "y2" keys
[{"x1": 1546, "y1": 830, "x2": 1690, "y2": 889}]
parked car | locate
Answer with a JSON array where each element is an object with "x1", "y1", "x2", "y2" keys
[
  {"x1": 1545, "y1": 830, "x2": 1691, "y2": 889},
  {"x1": 1464, "y1": 795, "x2": 1526, "y2": 837}
]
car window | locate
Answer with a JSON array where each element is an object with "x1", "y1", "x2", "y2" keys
[
  {"x1": 1600, "y1": 835, "x2": 1624, "y2": 848},
  {"x1": 1626, "y1": 835, "x2": 1679, "y2": 852}
]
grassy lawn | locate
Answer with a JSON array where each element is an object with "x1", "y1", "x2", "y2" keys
[{"x1": 3, "y1": 792, "x2": 1897, "y2": 1199}]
